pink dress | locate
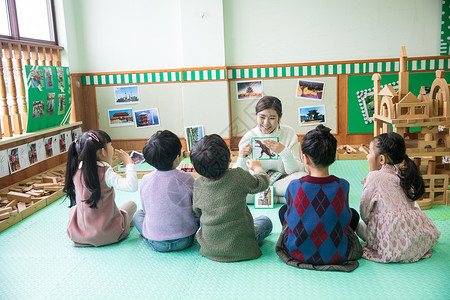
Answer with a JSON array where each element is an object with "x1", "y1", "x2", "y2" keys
[
  {"x1": 67, "y1": 164, "x2": 130, "y2": 247},
  {"x1": 360, "y1": 164, "x2": 440, "y2": 263}
]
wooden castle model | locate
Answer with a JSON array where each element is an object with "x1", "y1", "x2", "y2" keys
[{"x1": 372, "y1": 46, "x2": 450, "y2": 209}]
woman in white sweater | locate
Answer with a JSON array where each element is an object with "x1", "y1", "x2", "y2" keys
[{"x1": 234, "y1": 96, "x2": 305, "y2": 203}]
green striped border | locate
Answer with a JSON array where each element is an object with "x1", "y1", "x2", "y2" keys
[
  {"x1": 81, "y1": 71, "x2": 181, "y2": 86},
  {"x1": 81, "y1": 58, "x2": 450, "y2": 85},
  {"x1": 228, "y1": 59, "x2": 450, "y2": 80}
]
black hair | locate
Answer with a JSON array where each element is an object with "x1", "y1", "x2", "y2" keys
[
  {"x1": 372, "y1": 132, "x2": 424, "y2": 201},
  {"x1": 301, "y1": 124, "x2": 337, "y2": 167},
  {"x1": 142, "y1": 130, "x2": 181, "y2": 170},
  {"x1": 255, "y1": 96, "x2": 282, "y2": 118},
  {"x1": 63, "y1": 130, "x2": 112, "y2": 208},
  {"x1": 190, "y1": 134, "x2": 230, "y2": 180}
]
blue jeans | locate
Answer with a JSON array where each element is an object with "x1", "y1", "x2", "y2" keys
[
  {"x1": 133, "y1": 209, "x2": 196, "y2": 252},
  {"x1": 254, "y1": 215, "x2": 273, "y2": 245}
]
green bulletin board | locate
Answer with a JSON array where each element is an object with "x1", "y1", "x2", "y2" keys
[
  {"x1": 25, "y1": 65, "x2": 72, "y2": 133},
  {"x1": 347, "y1": 72, "x2": 450, "y2": 134}
]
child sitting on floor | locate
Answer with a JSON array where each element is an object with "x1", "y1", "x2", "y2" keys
[
  {"x1": 190, "y1": 134, "x2": 273, "y2": 262},
  {"x1": 358, "y1": 132, "x2": 440, "y2": 263},
  {"x1": 133, "y1": 130, "x2": 199, "y2": 252},
  {"x1": 64, "y1": 130, "x2": 138, "y2": 247},
  {"x1": 276, "y1": 125, "x2": 362, "y2": 272}
]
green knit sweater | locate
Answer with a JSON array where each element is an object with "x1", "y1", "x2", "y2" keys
[{"x1": 193, "y1": 168, "x2": 270, "y2": 262}]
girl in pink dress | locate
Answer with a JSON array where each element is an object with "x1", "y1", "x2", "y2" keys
[
  {"x1": 64, "y1": 130, "x2": 138, "y2": 247},
  {"x1": 358, "y1": 132, "x2": 440, "y2": 263}
]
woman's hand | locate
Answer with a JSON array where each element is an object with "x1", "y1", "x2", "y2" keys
[
  {"x1": 263, "y1": 140, "x2": 285, "y2": 154},
  {"x1": 246, "y1": 158, "x2": 264, "y2": 173},
  {"x1": 239, "y1": 143, "x2": 253, "y2": 158},
  {"x1": 116, "y1": 149, "x2": 133, "y2": 165}
]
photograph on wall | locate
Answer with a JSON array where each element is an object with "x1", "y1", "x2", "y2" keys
[
  {"x1": 28, "y1": 142, "x2": 39, "y2": 165},
  {"x1": 298, "y1": 105, "x2": 326, "y2": 126},
  {"x1": 7, "y1": 145, "x2": 29, "y2": 173},
  {"x1": 32, "y1": 101, "x2": 45, "y2": 119},
  {"x1": 251, "y1": 137, "x2": 279, "y2": 160},
  {"x1": 47, "y1": 93, "x2": 55, "y2": 115},
  {"x1": 185, "y1": 125, "x2": 204, "y2": 152},
  {"x1": 59, "y1": 131, "x2": 72, "y2": 153},
  {"x1": 114, "y1": 85, "x2": 140, "y2": 105},
  {"x1": 50, "y1": 134, "x2": 61, "y2": 157},
  {"x1": 30, "y1": 69, "x2": 44, "y2": 89},
  {"x1": 0, "y1": 150, "x2": 9, "y2": 178},
  {"x1": 237, "y1": 80, "x2": 263, "y2": 100},
  {"x1": 44, "y1": 137, "x2": 54, "y2": 159},
  {"x1": 356, "y1": 81, "x2": 399, "y2": 124},
  {"x1": 7, "y1": 148, "x2": 21, "y2": 173},
  {"x1": 44, "y1": 67, "x2": 54, "y2": 89},
  {"x1": 57, "y1": 67, "x2": 65, "y2": 90},
  {"x1": 72, "y1": 127, "x2": 82, "y2": 142},
  {"x1": 134, "y1": 108, "x2": 160, "y2": 128},
  {"x1": 108, "y1": 108, "x2": 134, "y2": 127},
  {"x1": 254, "y1": 186, "x2": 274, "y2": 209},
  {"x1": 296, "y1": 79, "x2": 325, "y2": 100},
  {"x1": 58, "y1": 94, "x2": 66, "y2": 115}
]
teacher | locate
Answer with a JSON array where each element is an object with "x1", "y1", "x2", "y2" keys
[{"x1": 234, "y1": 96, "x2": 305, "y2": 203}]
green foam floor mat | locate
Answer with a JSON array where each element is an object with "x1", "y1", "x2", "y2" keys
[{"x1": 1, "y1": 160, "x2": 449, "y2": 300}]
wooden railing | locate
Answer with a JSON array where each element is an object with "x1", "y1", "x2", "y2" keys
[{"x1": 0, "y1": 39, "x2": 63, "y2": 139}]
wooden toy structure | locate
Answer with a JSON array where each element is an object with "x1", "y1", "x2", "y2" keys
[{"x1": 372, "y1": 47, "x2": 450, "y2": 209}]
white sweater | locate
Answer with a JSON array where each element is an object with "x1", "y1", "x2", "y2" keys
[{"x1": 234, "y1": 125, "x2": 303, "y2": 175}]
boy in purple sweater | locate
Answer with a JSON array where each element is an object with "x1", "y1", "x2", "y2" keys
[{"x1": 133, "y1": 130, "x2": 199, "y2": 252}]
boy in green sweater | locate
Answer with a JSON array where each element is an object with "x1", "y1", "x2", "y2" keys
[{"x1": 191, "y1": 134, "x2": 273, "y2": 262}]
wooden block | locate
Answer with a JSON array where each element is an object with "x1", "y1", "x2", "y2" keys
[
  {"x1": 33, "y1": 183, "x2": 59, "y2": 189},
  {"x1": 0, "y1": 212, "x2": 10, "y2": 220},
  {"x1": 8, "y1": 187, "x2": 23, "y2": 193},
  {"x1": 7, "y1": 191, "x2": 32, "y2": 203},
  {"x1": 0, "y1": 207, "x2": 13, "y2": 214},
  {"x1": 417, "y1": 198, "x2": 432, "y2": 210},
  {"x1": 6, "y1": 199, "x2": 17, "y2": 208},
  {"x1": 26, "y1": 191, "x2": 44, "y2": 197},
  {"x1": 22, "y1": 185, "x2": 34, "y2": 193},
  {"x1": 42, "y1": 176, "x2": 58, "y2": 183},
  {"x1": 17, "y1": 202, "x2": 27, "y2": 212},
  {"x1": 44, "y1": 186, "x2": 62, "y2": 192}
]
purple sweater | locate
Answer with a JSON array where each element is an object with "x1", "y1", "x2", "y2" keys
[{"x1": 140, "y1": 169, "x2": 199, "y2": 241}]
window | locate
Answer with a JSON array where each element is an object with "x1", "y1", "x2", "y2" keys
[{"x1": 0, "y1": 0, "x2": 57, "y2": 44}]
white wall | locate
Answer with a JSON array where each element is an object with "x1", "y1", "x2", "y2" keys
[
  {"x1": 58, "y1": 0, "x2": 183, "y2": 73},
  {"x1": 223, "y1": 0, "x2": 442, "y2": 66}
]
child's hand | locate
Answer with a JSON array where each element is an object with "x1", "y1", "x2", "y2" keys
[
  {"x1": 116, "y1": 149, "x2": 133, "y2": 165},
  {"x1": 239, "y1": 143, "x2": 253, "y2": 158},
  {"x1": 361, "y1": 177, "x2": 366, "y2": 185},
  {"x1": 246, "y1": 158, "x2": 263, "y2": 173}
]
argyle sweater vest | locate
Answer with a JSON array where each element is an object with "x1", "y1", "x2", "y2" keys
[{"x1": 283, "y1": 175, "x2": 351, "y2": 265}]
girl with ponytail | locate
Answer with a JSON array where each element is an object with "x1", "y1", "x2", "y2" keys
[
  {"x1": 358, "y1": 132, "x2": 440, "y2": 263},
  {"x1": 64, "y1": 130, "x2": 138, "y2": 247}
]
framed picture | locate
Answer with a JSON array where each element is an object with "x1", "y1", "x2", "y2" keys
[
  {"x1": 47, "y1": 93, "x2": 55, "y2": 116},
  {"x1": 56, "y1": 67, "x2": 65, "y2": 91},
  {"x1": 251, "y1": 137, "x2": 279, "y2": 160},
  {"x1": 114, "y1": 85, "x2": 140, "y2": 105},
  {"x1": 44, "y1": 67, "x2": 54, "y2": 89},
  {"x1": 108, "y1": 108, "x2": 134, "y2": 127},
  {"x1": 267, "y1": 170, "x2": 282, "y2": 185},
  {"x1": 296, "y1": 79, "x2": 325, "y2": 100},
  {"x1": 185, "y1": 125, "x2": 204, "y2": 152},
  {"x1": 237, "y1": 80, "x2": 263, "y2": 100},
  {"x1": 130, "y1": 151, "x2": 145, "y2": 164},
  {"x1": 8, "y1": 145, "x2": 30, "y2": 174},
  {"x1": 30, "y1": 69, "x2": 44, "y2": 89},
  {"x1": 32, "y1": 101, "x2": 45, "y2": 119},
  {"x1": 57, "y1": 94, "x2": 66, "y2": 115},
  {"x1": 134, "y1": 108, "x2": 160, "y2": 128},
  {"x1": 28, "y1": 142, "x2": 39, "y2": 165},
  {"x1": 298, "y1": 105, "x2": 326, "y2": 126},
  {"x1": 255, "y1": 186, "x2": 274, "y2": 209}
]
